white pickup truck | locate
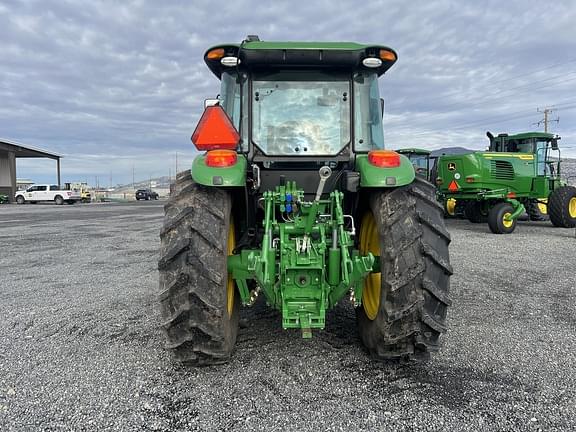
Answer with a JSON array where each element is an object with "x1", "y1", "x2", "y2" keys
[{"x1": 15, "y1": 184, "x2": 82, "y2": 205}]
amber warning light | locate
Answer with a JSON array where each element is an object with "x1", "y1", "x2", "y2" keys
[{"x1": 191, "y1": 105, "x2": 240, "y2": 151}]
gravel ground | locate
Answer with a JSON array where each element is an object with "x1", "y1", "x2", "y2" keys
[{"x1": 1, "y1": 202, "x2": 575, "y2": 431}]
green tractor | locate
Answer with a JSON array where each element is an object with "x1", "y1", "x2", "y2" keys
[
  {"x1": 397, "y1": 149, "x2": 462, "y2": 217},
  {"x1": 437, "y1": 131, "x2": 576, "y2": 234},
  {"x1": 0, "y1": 193, "x2": 8, "y2": 204},
  {"x1": 158, "y1": 36, "x2": 452, "y2": 365},
  {"x1": 397, "y1": 148, "x2": 432, "y2": 180}
]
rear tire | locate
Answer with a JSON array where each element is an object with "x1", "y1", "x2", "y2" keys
[
  {"x1": 464, "y1": 201, "x2": 488, "y2": 223},
  {"x1": 549, "y1": 186, "x2": 576, "y2": 228},
  {"x1": 488, "y1": 202, "x2": 516, "y2": 234},
  {"x1": 526, "y1": 200, "x2": 547, "y2": 221},
  {"x1": 54, "y1": 195, "x2": 64, "y2": 205},
  {"x1": 356, "y1": 177, "x2": 452, "y2": 361},
  {"x1": 158, "y1": 171, "x2": 239, "y2": 365}
]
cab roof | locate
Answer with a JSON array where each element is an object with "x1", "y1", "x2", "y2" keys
[
  {"x1": 397, "y1": 148, "x2": 431, "y2": 155},
  {"x1": 497, "y1": 131, "x2": 556, "y2": 140},
  {"x1": 204, "y1": 39, "x2": 397, "y2": 79}
]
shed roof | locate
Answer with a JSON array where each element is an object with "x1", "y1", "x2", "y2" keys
[{"x1": 0, "y1": 137, "x2": 61, "y2": 159}]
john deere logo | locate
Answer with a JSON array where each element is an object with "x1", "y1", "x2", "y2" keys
[{"x1": 447, "y1": 162, "x2": 456, "y2": 171}]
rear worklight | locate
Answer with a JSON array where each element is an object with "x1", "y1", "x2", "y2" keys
[
  {"x1": 191, "y1": 105, "x2": 240, "y2": 151},
  {"x1": 205, "y1": 150, "x2": 238, "y2": 167},
  {"x1": 368, "y1": 150, "x2": 401, "y2": 168},
  {"x1": 465, "y1": 176, "x2": 475, "y2": 183}
]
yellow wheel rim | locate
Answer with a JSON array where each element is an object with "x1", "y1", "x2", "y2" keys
[
  {"x1": 502, "y1": 212, "x2": 513, "y2": 228},
  {"x1": 226, "y1": 219, "x2": 236, "y2": 317},
  {"x1": 538, "y1": 198, "x2": 548, "y2": 215},
  {"x1": 569, "y1": 197, "x2": 576, "y2": 218},
  {"x1": 446, "y1": 198, "x2": 456, "y2": 216},
  {"x1": 359, "y1": 211, "x2": 381, "y2": 320}
]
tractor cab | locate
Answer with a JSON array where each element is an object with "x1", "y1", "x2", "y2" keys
[
  {"x1": 397, "y1": 148, "x2": 431, "y2": 180},
  {"x1": 194, "y1": 37, "x2": 405, "y2": 197}
]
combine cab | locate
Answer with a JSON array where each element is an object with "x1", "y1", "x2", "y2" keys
[
  {"x1": 437, "y1": 131, "x2": 576, "y2": 233},
  {"x1": 158, "y1": 36, "x2": 452, "y2": 364}
]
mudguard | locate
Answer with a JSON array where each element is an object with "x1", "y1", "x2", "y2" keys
[
  {"x1": 356, "y1": 154, "x2": 415, "y2": 187},
  {"x1": 191, "y1": 153, "x2": 247, "y2": 187}
]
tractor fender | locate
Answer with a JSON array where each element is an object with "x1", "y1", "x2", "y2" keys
[
  {"x1": 356, "y1": 154, "x2": 415, "y2": 188},
  {"x1": 191, "y1": 153, "x2": 247, "y2": 187}
]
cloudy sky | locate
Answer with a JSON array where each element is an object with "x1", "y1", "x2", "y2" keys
[{"x1": 2, "y1": 0, "x2": 575, "y2": 186}]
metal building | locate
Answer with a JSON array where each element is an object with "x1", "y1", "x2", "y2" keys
[{"x1": 0, "y1": 138, "x2": 61, "y2": 203}]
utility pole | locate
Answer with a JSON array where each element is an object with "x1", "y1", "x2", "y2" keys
[
  {"x1": 175, "y1": 151, "x2": 179, "y2": 175},
  {"x1": 534, "y1": 107, "x2": 559, "y2": 133}
]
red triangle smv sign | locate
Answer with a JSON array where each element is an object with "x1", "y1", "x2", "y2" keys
[
  {"x1": 448, "y1": 180, "x2": 459, "y2": 192},
  {"x1": 191, "y1": 105, "x2": 240, "y2": 151}
]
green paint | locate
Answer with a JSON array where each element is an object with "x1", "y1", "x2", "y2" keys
[
  {"x1": 228, "y1": 181, "x2": 374, "y2": 337},
  {"x1": 198, "y1": 36, "x2": 414, "y2": 335},
  {"x1": 206, "y1": 41, "x2": 391, "y2": 53},
  {"x1": 356, "y1": 154, "x2": 415, "y2": 187},
  {"x1": 191, "y1": 154, "x2": 247, "y2": 187},
  {"x1": 437, "y1": 131, "x2": 565, "y2": 227},
  {"x1": 204, "y1": 39, "x2": 397, "y2": 79}
]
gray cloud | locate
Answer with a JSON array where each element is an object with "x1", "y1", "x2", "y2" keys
[{"x1": 1, "y1": 0, "x2": 575, "y2": 185}]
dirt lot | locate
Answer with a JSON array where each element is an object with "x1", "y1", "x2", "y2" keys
[{"x1": 1, "y1": 202, "x2": 575, "y2": 431}]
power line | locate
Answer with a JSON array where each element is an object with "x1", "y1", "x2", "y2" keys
[
  {"x1": 388, "y1": 104, "x2": 576, "y2": 138},
  {"x1": 533, "y1": 107, "x2": 559, "y2": 133},
  {"x1": 384, "y1": 58, "x2": 576, "y2": 111},
  {"x1": 387, "y1": 72, "x2": 576, "y2": 127}
]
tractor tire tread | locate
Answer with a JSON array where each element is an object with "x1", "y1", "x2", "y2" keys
[
  {"x1": 549, "y1": 186, "x2": 576, "y2": 228},
  {"x1": 356, "y1": 178, "x2": 451, "y2": 361},
  {"x1": 158, "y1": 173, "x2": 238, "y2": 365}
]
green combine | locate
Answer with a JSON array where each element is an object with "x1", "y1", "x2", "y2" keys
[
  {"x1": 437, "y1": 131, "x2": 576, "y2": 234},
  {"x1": 158, "y1": 36, "x2": 452, "y2": 365}
]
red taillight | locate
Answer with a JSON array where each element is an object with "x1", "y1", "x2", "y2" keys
[
  {"x1": 67, "y1": 192, "x2": 72, "y2": 196},
  {"x1": 205, "y1": 150, "x2": 237, "y2": 167},
  {"x1": 448, "y1": 180, "x2": 459, "y2": 192},
  {"x1": 368, "y1": 150, "x2": 401, "y2": 168},
  {"x1": 507, "y1": 192, "x2": 516, "y2": 198},
  {"x1": 436, "y1": 178, "x2": 443, "y2": 185},
  {"x1": 191, "y1": 105, "x2": 240, "y2": 151},
  {"x1": 465, "y1": 176, "x2": 475, "y2": 183}
]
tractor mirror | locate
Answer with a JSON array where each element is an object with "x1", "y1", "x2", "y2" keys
[
  {"x1": 551, "y1": 139, "x2": 559, "y2": 150},
  {"x1": 380, "y1": 98, "x2": 385, "y2": 118},
  {"x1": 204, "y1": 98, "x2": 220, "y2": 109}
]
